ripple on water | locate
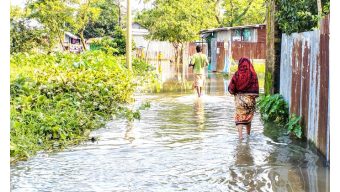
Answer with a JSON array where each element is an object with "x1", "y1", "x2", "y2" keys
[{"x1": 11, "y1": 82, "x2": 329, "y2": 191}]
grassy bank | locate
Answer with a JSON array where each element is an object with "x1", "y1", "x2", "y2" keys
[{"x1": 10, "y1": 51, "x2": 154, "y2": 162}]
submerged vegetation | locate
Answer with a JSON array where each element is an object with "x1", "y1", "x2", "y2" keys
[
  {"x1": 10, "y1": 51, "x2": 155, "y2": 162},
  {"x1": 257, "y1": 94, "x2": 303, "y2": 139}
]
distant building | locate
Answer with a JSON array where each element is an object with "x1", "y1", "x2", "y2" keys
[
  {"x1": 63, "y1": 32, "x2": 83, "y2": 53},
  {"x1": 200, "y1": 24, "x2": 266, "y2": 72}
]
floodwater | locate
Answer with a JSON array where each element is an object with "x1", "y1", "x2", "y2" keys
[{"x1": 11, "y1": 74, "x2": 329, "y2": 192}]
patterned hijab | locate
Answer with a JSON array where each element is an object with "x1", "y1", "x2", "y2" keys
[{"x1": 228, "y1": 57, "x2": 259, "y2": 95}]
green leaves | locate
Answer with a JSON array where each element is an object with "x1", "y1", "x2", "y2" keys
[
  {"x1": 286, "y1": 113, "x2": 302, "y2": 138},
  {"x1": 84, "y1": 0, "x2": 120, "y2": 38},
  {"x1": 223, "y1": 0, "x2": 265, "y2": 27},
  {"x1": 136, "y1": 0, "x2": 218, "y2": 43},
  {"x1": 257, "y1": 94, "x2": 304, "y2": 139},
  {"x1": 257, "y1": 94, "x2": 289, "y2": 125},
  {"x1": 275, "y1": 0, "x2": 330, "y2": 34},
  {"x1": 10, "y1": 51, "x2": 151, "y2": 161}
]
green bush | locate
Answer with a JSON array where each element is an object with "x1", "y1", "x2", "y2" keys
[
  {"x1": 257, "y1": 94, "x2": 304, "y2": 139},
  {"x1": 286, "y1": 113, "x2": 303, "y2": 139},
  {"x1": 10, "y1": 51, "x2": 150, "y2": 161},
  {"x1": 276, "y1": 0, "x2": 330, "y2": 34},
  {"x1": 132, "y1": 58, "x2": 162, "y2": 93},
  {"x1": 89, "y1": 36, "x2": 119, "y2": 55},
  {"x1": 257, "y1": 94, "x2": 289, "y2": 125}
]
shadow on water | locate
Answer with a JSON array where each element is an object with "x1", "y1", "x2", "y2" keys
[{"x1": 10, "y1": 72, "x2": 329, "y2": 192}]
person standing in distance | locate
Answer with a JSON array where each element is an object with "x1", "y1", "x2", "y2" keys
[{"x1": 189, "y1": 45, "x2": 208, "y2": 97}]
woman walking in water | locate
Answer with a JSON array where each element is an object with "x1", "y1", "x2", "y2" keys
[{"x1": 228, "y1": 57, "x2": 259, "y2": 139}]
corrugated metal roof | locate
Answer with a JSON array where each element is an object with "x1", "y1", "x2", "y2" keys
[
  {"x1": 65, "y1": 32, "x2": 80, "y2": 39},
  {"x1": 200, "y1": 24, "x2": 266, "y2": 34}
]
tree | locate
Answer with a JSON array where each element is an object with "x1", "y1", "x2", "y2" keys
[
  {"x1": 10, "y1": 5, "x2": 47, "y2": 54},
  {"x1": 136, "y1": 0, "x2": 218, "y2": 81},
  {"x1": 73, "y1": 0, "x2": 103, "y2": 50},
  {"x1": 29, "y1": 0, "x2": 75, "y2": 52},
  {"x1": 275, "y1": 0, "x2": 330, "y2": 34},
  {"x1": 89, "y1": 26, "x2": 127, "y2": 55},
  {"x1": 83, "y1": 0, "x2": 120, "y2": 39},
  {"x1": 223, "y1": 0, "x2": 265, "y2": 27}
]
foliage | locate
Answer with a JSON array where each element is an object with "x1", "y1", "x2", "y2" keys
[
  {"x1": 257, "y1": 94, "x2": 289, "y2": 125},
  {"x1": 132, "y1": 58, "x2": 161, "y2": 92},
  {"x1": 132, "y1": 58, "x2": 155, "y2": 74},
  {"x1": 90, "y1": 37, "x2": 119, "y2": 55},
  {"x1": 111, "y1": 26, "x2": 127, "y2": 55},
  {"x1": 84, "y1": 0, "x2": 120, "y2": 38},
  {"x1": 10, "y1": 6, "x2": 48, "y2": 54},
  {"x1": 286, "y1": 113, "x2": 303, "y2": 138},
  {"x1": 72, "y1": 0, "x2": 103, "y2": 49},
  {"x1": 223, "y1": 0, "x2": 266, "y2": 27},
  {"x1": 136, "y1": 0, "x2": 218, "y2": 43},
  {"x1": 257, "y1": 94, "x2": 304, "y2": 139},
  {"x1": 10, "y1": 51, "x2": 151, "y2": 161},
  {"x1": 275, "y1": 0, "x2": 330, "y2": 34},
  {"x1": 29, "y1": 0, "x2": 76, "y2": 51},
  {"x1": 89, "y1": 26, "x2": 127, "y2": 55}
]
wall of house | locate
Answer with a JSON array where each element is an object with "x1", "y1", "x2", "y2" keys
[{"x1": 231, "y1": 27, "x2": 266, "y2": 60}]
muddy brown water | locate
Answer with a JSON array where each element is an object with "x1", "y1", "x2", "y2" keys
[{"x1": 11, "y1": 74, "x2": 329, "y2": 192}]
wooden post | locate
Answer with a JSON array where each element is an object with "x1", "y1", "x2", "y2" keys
[{"x1": 126, "y1": 0, "x2": 132, "y2": 70}]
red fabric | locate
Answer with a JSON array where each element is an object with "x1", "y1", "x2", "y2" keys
[{"x1": 228, "y1": 57, "x2": 259, "y2": 95}]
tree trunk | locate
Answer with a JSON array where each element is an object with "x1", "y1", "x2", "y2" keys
[
  {"x1": 317, "y1": 0, "x2": 322, "y2": 28},
  {"x1": 317, "y1": 0, "x2": 322, "y2": 17},
  {"x1": 79, "y1": 31, "x2": 87, "y2": 51},
  {"x1": 58, "y1": 32, "x2": 65, "y2": 51},
  {"x1": 214, "y1": 0, "x2": 223, "y2": 26},
  {"x1": 173, "y1": 43, "x2": 181, "y2": 81},
  {"x1": 180, "y1": 43, "x2": 186, "y2": 83},
  {"x1": 265, "y1": 0, "x2": 281, "y2": 95}
]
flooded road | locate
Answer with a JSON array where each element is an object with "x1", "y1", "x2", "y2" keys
[{"x1": 11, "y1": 74, "x2": 329, "y2": 192}]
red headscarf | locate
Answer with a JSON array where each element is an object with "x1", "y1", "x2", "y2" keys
[{"x1": 228, "y1": 57, "x2": 259, "y2": 95}]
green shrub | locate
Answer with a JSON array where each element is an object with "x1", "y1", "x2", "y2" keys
[
  {"x1": 10, "y1": 51, "x2": 151, "y2": 162},
  {"x1": 286, "y1": 113, "x2": 303, "y2": 139},
  {"x1": 276, "y1": 0, "x2": 330, "y2": 34},
  {"x1": 89, "y1": 37, "x2": 119, "y2": 55},
  {"x1": 132, "y1": 58, "x2": 161, "y2": 93},
  {"x1": 257, "y1": 94, "x2": 304, "y2": 139},
  {"x1": 257, "y1": 94, "x2": 289, "y2": 125}
]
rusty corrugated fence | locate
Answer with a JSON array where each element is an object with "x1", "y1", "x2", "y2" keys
[{"x1": 279, "y1": 15, "x2": 329, "y2": 161}]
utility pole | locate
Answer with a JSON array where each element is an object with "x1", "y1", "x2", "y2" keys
[{"x1": 126, "y1": 0, "x2": 132, "y2": 70}]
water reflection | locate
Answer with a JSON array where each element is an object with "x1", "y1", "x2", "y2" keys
[
  {"x1": 229, "y1": 140, "x2": 257, "y2": 191},
  {"x1": 193, "y1": 98, "x2": 205, "y2": 130},
  {"x1": 10, "y1": 73, "x2": 329, "y2": 192},
  {"x1": 124, "y1": 122, "x2": 135, "y2": 143}
]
